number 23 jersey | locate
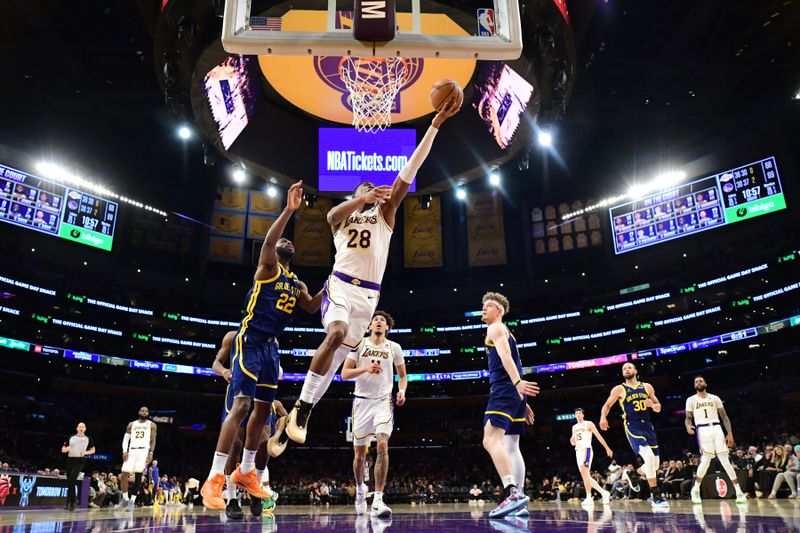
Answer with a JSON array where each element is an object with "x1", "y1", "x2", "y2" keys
[{"x1": 333, "y1": 204, "x2": 393, "y2": 284}]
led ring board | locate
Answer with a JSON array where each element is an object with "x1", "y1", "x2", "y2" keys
[
  {"x1": 610, "y1": 156, "x2": 786, "y2": 254},
  {"x1": 0, "y1": 163, "x2": 119, "y2": 251}
]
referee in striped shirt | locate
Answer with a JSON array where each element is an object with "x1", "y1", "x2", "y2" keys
[{"x1": 61, "y1": 422, "x2": 95, "y2": 510}]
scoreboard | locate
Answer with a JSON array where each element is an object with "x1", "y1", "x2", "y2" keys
[
  {"x1": 0, "y1": 163, "x2": 118, "y2": 251},
  {"x1": 610, "y1": 156, "x2": 786, "y2": 254}
]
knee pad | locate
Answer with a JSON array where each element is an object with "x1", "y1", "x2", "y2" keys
[{"x1": 638, "y1": 446, "x2": 657, "y2": 479}]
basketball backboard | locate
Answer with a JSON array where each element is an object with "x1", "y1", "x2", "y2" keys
[{"x1": 221, "y1": 0, "x2": 522, "y2": 59}]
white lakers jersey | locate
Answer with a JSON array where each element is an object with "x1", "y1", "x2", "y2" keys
[
  {"x1": 686, "y1": 393, "x2": 723, "y2": 425},
  {"x1": 129, "y1": 420, "x2": 153, "y2": 449},
  {"x1": 572, "y1": 421, "x2": 593, "y2": 450},
  {"x1": 347, "y1": 338, "x2": 404, "y2": 399},
  {"x1": 333, "y1": 204, "x2": 393, "y2": 284}
]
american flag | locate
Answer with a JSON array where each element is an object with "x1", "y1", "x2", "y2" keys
[{"x1": 249, "y1": 16, "x2": 282, "y2": 31}]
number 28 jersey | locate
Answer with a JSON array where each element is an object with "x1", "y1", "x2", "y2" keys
[{"x1": 333, "y1": 205, "x2": 393, "y2": 284}]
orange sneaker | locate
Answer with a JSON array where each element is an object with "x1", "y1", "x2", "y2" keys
[
  {"x1": 200, "y1": 473, "x2": 226, "y2": 510},
  {"x1": 231, "y1": 466, "x2": 269, "y2": 499}
]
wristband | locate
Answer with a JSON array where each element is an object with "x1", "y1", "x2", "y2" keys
[{"x1": 513, "y1": 379, "x2": 521, "y2": 386}]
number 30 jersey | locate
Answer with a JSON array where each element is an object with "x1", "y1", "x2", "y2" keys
[
  {"x1": 333, "y1": 204, "x2": 393, "y2": 284},
  {"x1": 240, "y1": 263, "x2": 301, "y2": 337},
  {"x1": 619, "y1": 381, "x2": 652, "y2": 425}
]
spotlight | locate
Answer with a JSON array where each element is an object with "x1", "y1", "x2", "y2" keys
[
  {"x1": 489, "y1": 172, "x2": 501, "y2": 187},
  {"x1": 267, "y1": 185, "x2": 277, "y2": 198},
  {"x1": 538, "y1": 130, "x2": 553, "y2": 147},
  {"x1": 178, "y1": 125, "x2": 192, "y2": 140},
  {"x1": 232, "y1": 167, "x2": 246, "y2": 184},
  {"x1": 456, "y1": 187, "x2": 466, "y2": 200}
]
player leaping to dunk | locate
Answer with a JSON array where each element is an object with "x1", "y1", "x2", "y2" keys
[{"x1": 269, "y1": 101, "x2": 460, "y2": 453}]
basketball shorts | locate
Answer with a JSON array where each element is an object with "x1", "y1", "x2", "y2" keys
[
  {"x1": 321, "y1": 274, "x2": 379, "y2": 350},
  {"x1": 697, "y1": 423, "x2": 728, "y2": 456},
  {"x1": 624, "y1": 420, "x2": 660, "y2": 456},
  {"x1": 484, "y1": 382, "x2": 526, "y2": 435},
  {"x1": 230, "y1": 329, "x2": 280, "y2": 404},
  {"x1": 352, "y1": 396, "x2": 394, "y2": 446},
  {"x1": 576, "y1": 447, "x2": 594, "y2": 469},
  {"x1": 221, "y1": 389, "x2": 251, "y2": 428},
  {"x1": 122, "y1": 448, "x2": 149, "y2": 474}
]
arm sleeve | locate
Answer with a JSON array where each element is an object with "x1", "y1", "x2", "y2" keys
[
  {"x1": 122, "y1": 433, "x2": 130, "y2": 452},
  {"x1": 397, "y1": 126, "x2": 438, "y2": 184}
]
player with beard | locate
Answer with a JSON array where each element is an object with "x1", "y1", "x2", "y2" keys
[
  {"x1": 685, "y1": 375, "x2": 746, "y2": 504},
  {"x1": 201, "y1": 181, "x2": 321, "y2": 512}
]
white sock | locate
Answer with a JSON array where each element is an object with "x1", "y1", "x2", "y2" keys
[
  {"x1": 300, "y1": 371, "x2": 324, "y2": 404},
  {"x1": 225, "y1": 475, "x2": 235, "y2": 498},
  {"x1": 240, "y1": 449, "x2": 257, "y2": 473},
  {"x1": 210, "y1": 451, "x2": 229, "y2": 477},
  {"x1": 357, "y1": 483, "x2": 368, "y2": 495},
  {"x1": 131, "y1": 495, "x2": 137, "y2": 504},
  {"x1": 501, "y1": 474, "x2": 516, "y2": 489},
  {"x1": 693, "y1": 480, "x2": 701, "y2": 489},
  {"x1": 311, "y1": 345, "x2": 352, "y2": 404},
  {"x1": 256, "y1": 469, "x2": 264, "y2": 484},
  {"x1": 261, "y1": 467, "x2": 270, "y2": 484},
  {"x1": 123, "y1": 492, "x2": 129, "y2": 500},
  {"x1": 373, "y1": 491, "x2": 383, "y2": 503}
]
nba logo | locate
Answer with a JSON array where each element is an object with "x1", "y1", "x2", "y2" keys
[
  {"x1": 716, "y1": 478, "x2": 728, "y2": 497},
  {"x1": 477, "y1": 8, "x2": 495, "y2": 36}
]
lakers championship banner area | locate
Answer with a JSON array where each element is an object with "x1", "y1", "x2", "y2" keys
[
  {"x1": 209, "y1": 236, "x2": 244, "y2": 263},
  {"x1": 532, "y1": 201, "x2": 603, "y2": 254},
  {"x1": 210, "y1": 211, "x2": 246, "y2": 237},
  {"x1": 249, "y1": 191, "x2": 282, "y2": 215},
  {"x1": 246, "y1": 214, "x2": 276, "y2": 240},
  {"x1": 404, "y1": 196, "x2": 443, "y2": 268},
  {"x1": 466, "y1": 191, "x2": 507, "y2": 267},
  {"x1": 293, "y1": 197, "x2": 332, "y2": 267},
  {"x1": 213, "y1": 187, "x2": 248, "y2": 212}
]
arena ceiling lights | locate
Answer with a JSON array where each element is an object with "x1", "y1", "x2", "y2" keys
[
  {"x1": 561, "y1": 170, "x2": 687, "y2": 221},
  {"x1": 35, "y1": 162, "x2": 168, "y2": 217}
]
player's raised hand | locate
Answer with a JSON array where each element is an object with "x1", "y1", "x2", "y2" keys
[
  {"x1": 432, "y1": 98, "x2": 460, "y2": 128},
  {"x1": 364, "y1": 185, "x2": 392, "y2": 205},
  {"x1": 287, "y1": 180, "x2": 303, "y2": 211},
  {"x1": 525, "y1": 404, "x2": 535, "y2": 426},
  {"x1": 599, "y1": 418, "x2": 609, "y2": 431},
  {"x1": 686, "y1": 424, "x2": 695, "y2": 435},
  {"x1": 516, "y1": 379, "x2": 540, "y2": 399}
]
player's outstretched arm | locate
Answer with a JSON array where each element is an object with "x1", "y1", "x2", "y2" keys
[
  {"x1": 644, "y1": 383, "x2": 662, "y2": 413},
  {"x1": 256, "y1": 181, "x2": 303, "y2": 281},
  {"x1": 486, "y1": 322, "x2": 539, "y2": 400},
  {"x1": 381, "y1": 101, "x2": 460, "y2": 226},
  {"x1": 211, "y1": 330, "x2": 237, "y2": 383},
  {"x1": 297, "y1": 280, "x2": 323, "y2": 314},
  {"x1": 599, "y1": 386, "x2": 622, "y2": 431},
  {"x1": 326, "y1": 187, "x2": 391, "y2": 231},
  {"x1": 589, "y1": 422, "x2": 613, "y2": 456}
]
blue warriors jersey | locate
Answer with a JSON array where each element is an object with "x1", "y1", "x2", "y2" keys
[
  {"x1": 619, "y1": 381, "x2": 652, "y2": 424},
  {"x1": 240, "y1": 263, "x2": 301, "y2": 337},
  {"x1": 486, "y1": 326, "x2": 523, "y2": 384}
]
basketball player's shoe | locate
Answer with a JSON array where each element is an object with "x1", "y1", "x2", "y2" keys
[
  {"x1": 601, "y1": 489, "x2": 611, "y2": 504},
  {"x1": 371, "y1": 498, "x2": 392, "y2": 518},
  {"x1": 225, "y1": 498, "x2": 244, "y2": 519},
  {"x1": 691, "y1": 486, "x2": 702, "y2": 505},
  {"x1": 488, "y1": 488, "x2": 529, "y2": 518},
  {"x1": 249, "y1": 495, "x2": 263, "y2": 517},
  {"x1": 267, "y1": 416, "x2": 290, "y2": 457},
  {"x1": 201, "y1": 473, "x2": 226, "y2": 510},
  {"x1": 231, "y1": 466, "x2": 269, "y2": 499},
  {"x1": 514, "y1": 507, "x2": 529, "y2": 517},
  {"x1": 286, "y1": 400, "x2": 313, "y2": 444},
  {"x1": 355, "y1": 491, "x2": 368, "y2": 515}
]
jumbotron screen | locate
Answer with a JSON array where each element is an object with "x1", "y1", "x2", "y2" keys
[
  {"x1": 0, "y1": 163, "x2": 118, "y2": 251},
  {"x1": 610, "y1": 156, "x2": 786, "y2": 254}
]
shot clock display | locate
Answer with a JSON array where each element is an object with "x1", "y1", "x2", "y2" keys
[{"x1": 0, "y1": 163, "x2": 118, "y2": 251}]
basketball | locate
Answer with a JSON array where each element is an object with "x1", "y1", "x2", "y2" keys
[{"x1": 430, "y1": 79, "x2": 464, "y2": 112}]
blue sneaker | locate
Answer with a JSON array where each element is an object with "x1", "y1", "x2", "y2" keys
[
  {"x1": 489, "y1": 489, "x2": 530, "y2": 518},
  {"x1": 515, "y1": 506, "x2": 529, "y2": 516}
]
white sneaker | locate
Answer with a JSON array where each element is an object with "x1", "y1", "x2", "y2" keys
[
  {"x1": 691, "y1": 486, "x2": 702, "y2": 505},
  {"x1": 581, "y1": 497, "x2": 594, "y2": 506},
  {"x1": 371, "y1": 499, "x2": 392, "y2": 518},
  {"x1": 735, "y1": 491, "x2": 747, "y2": 504},
  {"x1": 601, "y1": 490, "x2": 611, "y2": 504},
  {"x1": 355, "y1": 493, "x2": 367, "y2": 515}
]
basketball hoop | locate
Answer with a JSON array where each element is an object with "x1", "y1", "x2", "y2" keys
[{"x1": 339, "y1": 56, "x2": 409, "y2": 133}]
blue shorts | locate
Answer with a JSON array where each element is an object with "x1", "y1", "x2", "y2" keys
[
  {"x1": 624, "y1": 420, "x2": 660, "y2": 456},
  {"x1": 229, "y1": 329, "x2": 280, "y2": 403},
  {"x1": 484, "y1": 382, "x2": 526, "y2": 435}
]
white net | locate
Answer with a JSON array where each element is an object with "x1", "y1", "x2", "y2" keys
[{"x1": 338, "y1": 57, "x2": 409, "y2": 133}]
